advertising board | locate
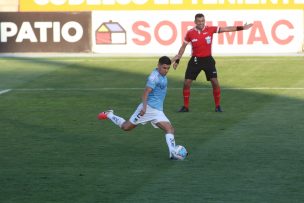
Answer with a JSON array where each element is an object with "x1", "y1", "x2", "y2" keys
[
  {"x1": 19, "y1": 0, "x2": 304, "y2": 11},
  {"x1": 92, "y1": 10, "x2": 303, "y2": 55},
  {"x1": 0, "y1": 12, "x2": 91, "y2": 52}
]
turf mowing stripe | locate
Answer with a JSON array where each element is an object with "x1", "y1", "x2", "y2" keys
[{"x1": 0, "y1": 89, "x2": 11, "y2": 95}]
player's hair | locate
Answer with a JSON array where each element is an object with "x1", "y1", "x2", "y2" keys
[
  {"x1": 158, "y1": 56, "x2": 172, "y2": 65},
  {"x1": 195, "y1": 13, "x2": 205, "y2": 20}
]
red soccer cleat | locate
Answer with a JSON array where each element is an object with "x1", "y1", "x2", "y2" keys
[{"x1": 97, "y1": 110, "x2": 113, "y2": 120}]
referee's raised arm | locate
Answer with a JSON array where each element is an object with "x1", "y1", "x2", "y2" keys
[{"x1": 218, "y1": 22, "x2": 254, "y2": 33}]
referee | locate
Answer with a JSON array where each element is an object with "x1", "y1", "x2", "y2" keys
[{"x1": 172, "y1": 13, "x2": 253, "y2": 112}]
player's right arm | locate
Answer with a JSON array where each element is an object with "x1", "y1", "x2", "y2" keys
[
  {"x1": 172, "y1": 42, "x2": 188, "y2": 70},
  {"x1": 172, "y1": 29, "x2": 192, "y2": 69},
  {"x1": 140, "y1": 87, "x2": 153, "y2": 116}
]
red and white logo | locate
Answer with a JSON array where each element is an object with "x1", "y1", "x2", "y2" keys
[{"x1": 96, "y1": 21, "x2": 126, "y2": 45}]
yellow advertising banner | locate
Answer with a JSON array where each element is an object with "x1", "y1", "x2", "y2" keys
[{"x1": 19, "y1": 0, "x2": 304, "y2": 11}]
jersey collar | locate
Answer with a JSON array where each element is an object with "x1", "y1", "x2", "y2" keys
[{"x1": 194, "y1": 26, "x2": 206, "y2": 34}]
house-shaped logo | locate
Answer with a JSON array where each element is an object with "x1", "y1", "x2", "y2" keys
[{"x1": 96, "y1": 21, "x2": 126, "y2": 45}]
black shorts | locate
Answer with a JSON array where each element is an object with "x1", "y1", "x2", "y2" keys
[{"x1": 185, "y1": 56, "x2": 217, "y2": 81}]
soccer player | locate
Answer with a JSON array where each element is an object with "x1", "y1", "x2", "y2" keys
[
  {"x1": 172, "y1": 13, "x2": 253, "y2": 112},
  {"x1": 98, "y1": 56, "x2": 183, "y2": 159}
]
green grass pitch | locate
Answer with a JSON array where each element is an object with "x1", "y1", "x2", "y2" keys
[{"x1": 0, "y1": 56, "x2": 304, "y2": 202}]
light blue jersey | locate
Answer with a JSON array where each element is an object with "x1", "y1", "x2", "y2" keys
[{"x1": 146, "y1": 68, "x2": 167, "y2": 111}]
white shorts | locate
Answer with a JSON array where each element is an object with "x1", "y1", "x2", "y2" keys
[{"x1": 129, "y1": 103, "x2": 170, "y2": 128}]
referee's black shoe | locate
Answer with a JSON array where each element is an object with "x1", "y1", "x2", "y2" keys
[
  {"x1": 178, "y1": 106, "x2": 189, "y2": 112},
  {"x1": 215, "y1": 105, "x2": 223, "y2": 112}
]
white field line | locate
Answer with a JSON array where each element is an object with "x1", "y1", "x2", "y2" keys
[
  {"x1": 52, "y1": 57, "x2": 303, "y2": 62},
  {"x1": 0, "y1": 89, "x2": 11, "y2": 95},
  {"x1": 8, "y1": 87, "x2": 304, "y2": 91},
  {"x1": 0, "y1": 57, "x2": 303, "y2": 62}
]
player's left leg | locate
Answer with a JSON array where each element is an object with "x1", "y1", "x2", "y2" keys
[
  {"x1": 120, "y1": 121, "x2": 137, "y2": 131},
  {"x1": 98, "y1": 110, "x2": 137, "y2": 131},
  {"x1": 203, "y1": 56, "x2": 222, "y2": 112},
  {"x1": 179, "y1": 57, "x2": 202, "y2": 112},
  {"x1": 210, "y1": 78, "x2": 222, "y2": 112},
  {"x1": 179, "y1": 79, "x2": 192, "y2": 112},
  {"x1": 155, "y1": 121, "x2": 176, "y2": 158}
]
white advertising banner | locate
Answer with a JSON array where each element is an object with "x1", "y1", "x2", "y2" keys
[{"x1": 92, "y1": 10, "x2": 303, "y2": 55}]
